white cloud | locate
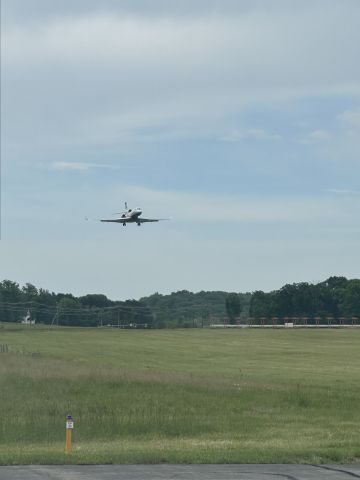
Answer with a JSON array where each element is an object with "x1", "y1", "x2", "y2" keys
[
  {"x1": 298, "y1": 129, "x2": 331, "y2": 144},
  {"x1": 3, "y1": 3, "x2": 360, "y2": 150},
  {"x1": 221, "y1": 128, "x2": 282, "y2": 142},
  {"x1": 50, "y1": 162, "x2": 117, "y2": 171},
  {"x1": 308, "y1": 129, "x2": 331, "y2": 141},
  {"x1": 337, "y1": 108, "x2": 360, "y2": 130},
  {"x1": 325, "y1": 189, "x2": 360, "y2": 195}
]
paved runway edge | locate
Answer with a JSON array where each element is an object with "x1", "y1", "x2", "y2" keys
[{"x1": 1, "y1": 464, "x2": 360, "y2": 479}]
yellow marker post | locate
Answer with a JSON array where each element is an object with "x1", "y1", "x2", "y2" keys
[{"x1": 65, "y1": 415, "x2": 74, "y2": 454}]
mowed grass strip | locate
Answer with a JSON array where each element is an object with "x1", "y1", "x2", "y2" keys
[{"x1": 0, "y1": 325, "x2": 360, "y2": 464}]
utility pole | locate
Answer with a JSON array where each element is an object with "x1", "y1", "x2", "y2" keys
[{"x1": 51, "y1": 306, "x2": 59, "y2": 327}]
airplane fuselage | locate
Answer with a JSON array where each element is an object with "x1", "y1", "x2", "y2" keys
[{"x1": 121, "y1": 208, "x2": 142, "y2": 220}]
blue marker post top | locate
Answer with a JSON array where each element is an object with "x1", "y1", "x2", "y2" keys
[{"x1": 67, "y1": 415, "x2": 72, "y2": 420}]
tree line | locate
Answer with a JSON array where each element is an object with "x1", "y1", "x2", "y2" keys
[
  {"x1": 246, "y1": 276, "x2": 360, "y2": 324},
  {"x1": 0, "y1": 280, "x2": 152, "y2": 327},
  {"x1": 141, "y1": 290, "x2": 251, "y2": 328},
  {"x1": 0, "y1": 276, "x2": 359, "y2": 327}
]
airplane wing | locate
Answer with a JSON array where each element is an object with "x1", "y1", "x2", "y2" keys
[
  {"x1": 100, "y1": 218, "x2": 129, "y2": 223},
  {"x1": 137, "y1": 218, "x2": 169, "y2": 223},
  {"x1": 100, "y1": 217, "x2": 170, "y2": 224}
]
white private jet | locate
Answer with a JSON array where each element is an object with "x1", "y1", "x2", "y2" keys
[{"x1": 101, "y1": 202, "x2": 169, "y2": 226}]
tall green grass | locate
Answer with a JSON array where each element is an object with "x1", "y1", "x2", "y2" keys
[{"x1": 0, "y1": 325, "x2": 360, "y2": 463}]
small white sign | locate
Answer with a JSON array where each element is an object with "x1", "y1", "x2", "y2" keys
[{"x1": 66, "y1": 421, "x2": 74, "y2": 429}]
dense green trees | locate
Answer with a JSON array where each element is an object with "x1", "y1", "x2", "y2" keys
[
  {"x1": 249, "y1": 277, "x2": 360, "y2": 322},
  {"x1": 0, "y1": 280, "x2": 152, "y2": 327},
  {"x1": 340, "y1": 280, "x2": 360, "y2": 316},
  {"x1": 0, "y1": 277, "x2": 359, "y2": 328},
  {"x1": 225, "y1": 293, "x2": 242, "y2": 324},
  {"x1": 141, "y1": 290, "x2": 251, "y2": 328},
  {"x1": 249, "y1": 291, "x2": 271, "y2": 319},
  {"x1": 79, "y1": 294, "x2": 111, "y2": 308}
]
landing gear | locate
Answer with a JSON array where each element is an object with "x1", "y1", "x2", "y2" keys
[
  {"x1": 137, "y1": 223, "x2": 141, "y2": 226},
  {"x1": 123, "y1": 223, "x2": 126, "y2": 226}
]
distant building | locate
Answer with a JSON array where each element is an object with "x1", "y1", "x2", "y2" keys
[{"x1": 21, "y1": 310, "x2": 36, "y2": 325}]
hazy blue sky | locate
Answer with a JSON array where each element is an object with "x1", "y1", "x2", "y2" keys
[{"x1": 1, "y1": 0, "x2": 359, "y2": 299}]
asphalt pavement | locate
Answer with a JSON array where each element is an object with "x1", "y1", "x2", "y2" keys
[{"x1": 1, "y1": 464, "x2": 360, "y2": 480}]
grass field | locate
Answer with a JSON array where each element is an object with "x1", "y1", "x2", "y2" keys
[{"x1": 0, "y1": 324, "x2": 360, "y2": 464}]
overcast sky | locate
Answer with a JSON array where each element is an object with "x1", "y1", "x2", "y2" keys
[{"x1": 1, "y1": 0, "x2": 359, "y2": 300}]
